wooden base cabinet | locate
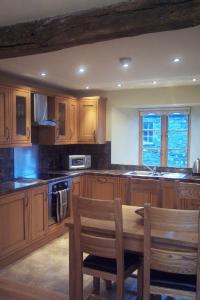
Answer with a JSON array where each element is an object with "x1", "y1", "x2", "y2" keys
[
  {"x1": 86, "y1": 175, "x2": 118, "y2": 200},
  {"x1": 30, "y1": 185, "x2": 48, "y2": 241},
  {"x1": 160, "y1": 180, "x2": 177, "y2": 209},
  {"x1": 0, "y1": 191, "x2": 29, "y2": 259},
  {"x1": 127, "y1": 178, "x2": 161, "y2": 207},
  {"x1": 0, "y1": 185, "x2": 66, "y2": 267}
]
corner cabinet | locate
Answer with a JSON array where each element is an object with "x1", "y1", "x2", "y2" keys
[
  {"x1": 38, "y1": 96, "x2": 78, "y2": 145},
  {"x1": 79, "y1": 97, "x2": 106, "y2": 144},
  {"x1": 0, "y1": 85, "x2": 31, "y2": 147}
]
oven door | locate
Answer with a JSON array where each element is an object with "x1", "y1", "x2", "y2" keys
[{"x1": 48, "y1": 190, "x2": 70, "y2": 225}]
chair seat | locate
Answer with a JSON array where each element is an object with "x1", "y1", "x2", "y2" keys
[
  {"x1": 83, "y1": 251, "x2": 141, "y2": 274},
  {"x1": 151, "y1": 270, "x2": 196, "y2": 292}
]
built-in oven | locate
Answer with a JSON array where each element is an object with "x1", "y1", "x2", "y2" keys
[
  {"x1": 48, "y1": 176, "x2": 71, "y2": 226},
  {"x1": 67, "y1": 155, "x2": 91, "y2": 170}
]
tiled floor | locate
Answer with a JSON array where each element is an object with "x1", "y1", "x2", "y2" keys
[{"x1": 0, "y1": 234, "x2": 184, "y2": 299}]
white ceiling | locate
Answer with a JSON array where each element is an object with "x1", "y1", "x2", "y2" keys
[
  {"x1": 0, "y1": 25, "x2": 200, "y2": 91},
  {"x1": 0, "y1": 0, "x2": 122, "y2": 26}
]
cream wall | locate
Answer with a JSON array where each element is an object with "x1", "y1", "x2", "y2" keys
[{"x1": 105, "y1": 85, "x2": 200, "y2": 167}]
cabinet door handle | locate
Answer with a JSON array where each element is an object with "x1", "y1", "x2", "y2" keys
[
  {"x1": 5, "y1": 127, "x2": 10, "y2": 140},
  {"x1": 93, "y1": 130, "x2": 96, "y2": 143},
  {"x1": 27, "y1": 127, "x2": 31, "y2": 139}
]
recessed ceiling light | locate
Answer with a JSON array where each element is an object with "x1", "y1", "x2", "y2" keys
[
  {"x1": 117, "y1": 83, "x2": 122, "y2": 87},
  {"x1": 153, "y1": 81, "x2": 157, "y2": 85},
  {"x1": 40, "y1": 72, "x2": 47, "y2": 77},
  {"x1": 173, "y1": 58, "x2": 180, "y2": 63},
  {"x1": 86, "y1": 86, "x2": 89, "y2": 89},
  {"x1": 119, "y1": 57, "x2": 132, "y2": 69},
  {"x1": 78, "y1": 67, "x2": 86, "y2": 74},
  {"x1": 192, "y1": 78, "x2": 197, "y2": 82}
]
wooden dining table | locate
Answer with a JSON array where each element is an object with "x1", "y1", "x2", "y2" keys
[{"x1": 65, "y1": 205, "x2": 198, "y2": 300}]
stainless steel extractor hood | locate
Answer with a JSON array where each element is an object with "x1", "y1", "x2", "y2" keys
[{"x1": 33, "y1": 93, "x2": 56, "y2": 126}]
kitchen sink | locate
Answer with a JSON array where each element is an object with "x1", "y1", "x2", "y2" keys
[
  {"x1": 123, "y1": 170, "x2": 186, "y2": 179},
  {"x1": 124, "y1": 170, "x2": 158, "y2": 176}
]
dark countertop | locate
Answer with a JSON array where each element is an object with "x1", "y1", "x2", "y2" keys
[
  {"x1": 49, "y1": 169, "x2": 200, "y2": 182},
  {"x1": 1, "y1": 169, "x2": 200, "y2": 197},
  {"x1": 0, "y1": 179, "x2": 47, "y2": 197}
]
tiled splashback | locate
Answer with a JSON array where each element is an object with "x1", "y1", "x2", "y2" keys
[
  {"x1": 0, "y1": 148, "x2": 14, "y2": 182},
  {"x1": 38, "y1": 142, "x2": 111, "y2": 171},
  {"x1": 12, "y1": 142, "x2": 111, "y2": 180}
]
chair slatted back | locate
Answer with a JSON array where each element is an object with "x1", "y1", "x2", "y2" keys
[
  {"x1": 143, "y1": 203, "x2": 200, "y2": 299},
  {"x1": 73, "y1": 196, "x2": 123, "y2": 261},
  {"x1": 176, "y1": 181, "x2": 200, "y2": 211}
]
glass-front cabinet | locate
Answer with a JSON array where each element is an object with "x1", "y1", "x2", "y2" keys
[
  {"x1": 55, "y1": 96, "x2": 68, "y2": 143},
  {"x1": 0, "y1": 86, "x2": 10, "y2": 145},
  {"x1": 12, "y1": 89, "x2": 31, "y2": 145}
]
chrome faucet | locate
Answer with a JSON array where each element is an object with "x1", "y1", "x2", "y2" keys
[{"x1": 144, "y1": 165, "x2": 157, "y2": 175}]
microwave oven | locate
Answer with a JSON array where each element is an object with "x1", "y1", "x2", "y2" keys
[{"x1": 67, "y1": 155, "x2": 91, "y2": 170}]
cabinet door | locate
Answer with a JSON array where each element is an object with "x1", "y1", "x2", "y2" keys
[
  {"x1": 127, "y1": 178, "x2": 161, "y2": 207},
  {"x1": 87, "y1": 176, "x2": 118, "y2": 200},
  {"x1": 161, "y1": 180, "x2": 177, "y2": 209},
  {"x1": 30, "y1": 185, "x2": 48, "y2": 241},
  {"x1": 70, "y1": 176, "x2": 82, "y2": 216},
  {"x1": 119, "y1": 178, "x2": 129, "y2": 204},
  {"x1": 79, "y1": 99, "x2": 97, "y2": 143},
  {"x1": 0, "y1": 192, "x2": 29, "y2": 257},
  {"x1": 55, "y1": 97, "x2": 68, "y2": 143},
  {"x1": 68, "y1": 99, "x2": 78, "y2": 143},
  {"x1": 11, "y1": 89, "x2": 31, "y2": 145},
  {"x1": 0, "y1": 86, "x2": 11, "y2": 145}
]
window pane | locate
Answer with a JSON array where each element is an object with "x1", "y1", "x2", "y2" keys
[
  {"x1": 168, "y1": 131, "x2": 188, "y2": 149},
  {"x1": 142, "y1": 130, "x2": 161, "y2": 148},
  {"x1": 168, "y1": 113, "x2": 188, "y2": 130},
  {"x1": 143, "y1": 114, "x2": 161, "y2": 130},
  {"x1": 143, "y1": 149, "x2": 161, "y2": 166},
  {"x1": 168, "y1": 149, "x2": 187, "y2": 168}
]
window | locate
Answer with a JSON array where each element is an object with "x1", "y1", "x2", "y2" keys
[{"x1": 139, "y1": 108, "x2": 190, "y2": 167}]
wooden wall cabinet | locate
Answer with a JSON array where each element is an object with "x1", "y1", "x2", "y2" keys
[
  {"x1": 79, "y1": 96, "x2": 106, "y2": 144},
  {"x1": 38, "y1": 96, "x2": 78, "y2": 145},
  {"x1": 0, "y1": 85, "x2": 31, "y2": 147},
  {"x1": 0, "y1": 86, "x2": 10, "y2": 146},
  {"x1": 86, "y1": 175, "x2": 118, "y2": 200},
  {"x1": 12, "y1": 88, "x2": 31, "y2": 145},
  {"x1": 30, "y1": 185, "x2": 48, "y2": 241},
  {"x1": 68, "y1": 98, "x2": 79, "y2": 143},
  {"x1": 0, "y1": 191, "x2": 29, "y2": 258}
]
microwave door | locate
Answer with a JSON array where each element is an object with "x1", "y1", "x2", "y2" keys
[{"x1": 70, "y1": 157, "x2": 85, "y2": 169}]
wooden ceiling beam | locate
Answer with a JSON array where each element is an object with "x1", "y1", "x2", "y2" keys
[{"x1": 0, "y1": 0, "x2": 200, "y2": 59}]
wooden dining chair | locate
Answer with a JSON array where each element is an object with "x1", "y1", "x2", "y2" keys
[
  {"x1": 176, "y1": 181, "x2": 200, "y2": 210},
  {"x1": 143, "y1": 203, "x2": 200, "y2": 300},
  {"x1": 72, "y1": 196, "x2": 143, "y2": 300}
]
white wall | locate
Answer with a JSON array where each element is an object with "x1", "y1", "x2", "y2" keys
[{"x1": 105, "y1": 85, "x2": 200, "y2": 167}]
